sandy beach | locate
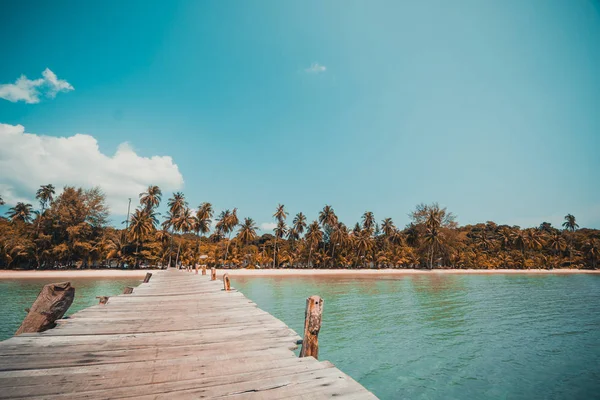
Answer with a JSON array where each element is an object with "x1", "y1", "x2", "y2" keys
[
  {"x1": 217, "y1": 268, "x2": 600, "y2": 276},
  {"x1": 0, "y1": 270, "x2": 150, "y2": 279},
  {"x1": 0, "y1": 269, "x2": 600, "y2": 279},
  {"x1": 2, "y1": 268, "x2": 596, "y2": 279}
]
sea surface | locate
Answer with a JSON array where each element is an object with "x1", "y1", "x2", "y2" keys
[
  {"x1": 0, "y1": 274, "x2": 598, "y2": 400},
  {"x1": 232, "y1": 274, "x2": 600, "y2": 400},
  {"x1": 0, "y1": 277, "x2": 141, "y2": 340}
]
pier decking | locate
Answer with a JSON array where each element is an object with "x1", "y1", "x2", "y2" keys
[{"x1": 0, "y1": 269, "x2": 376, "y2": 399}]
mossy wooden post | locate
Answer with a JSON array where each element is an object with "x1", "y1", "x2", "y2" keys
[
  {"x1": 202, "y1": 266, "x2": 207, "y2": 275},
  {"x1": 123, "y1": 287, "x2": 134, "y2": 294},
  {"x1": 15, "y1": 282, "x2": 75, "y2": 335},
  {"x1": 96, "y1": 296, "x2": 109, "y2": 305},
  {"x1": 299, "y1": 295, "x2": 324, "y2": 359},
  {"x1": 210, "y1": 267, "x2": 216, "y2": 281},
  {"x1": 223, "y1": 273, "x2": 231, "y2": 291},
  {"x1": 143, "y1": 272, "x2": 152, "y2": 283}
]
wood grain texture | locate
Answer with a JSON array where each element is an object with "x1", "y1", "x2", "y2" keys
[
  {"x1": 15, "y1": 282, "x2": 75, "y2": 335},
  {"x1": 0, "y1": 269, "x2": 376, "y2": 399}
]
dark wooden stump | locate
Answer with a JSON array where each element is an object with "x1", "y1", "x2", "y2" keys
[
  {"x1": 299, "y1": 295, "x2": 324, "y2": 359},
  {"x1": 96, "y1": 296, "x2": 110, "y2": 305},
  {"x1": 210, "y1": 268, "x2": 216, "y2": 281},
  {"x1": 123, "y1": 287, "x2": 134, "y2": 294},
  {"x1": 223, "y1": 273, "x2": 231, "y2": 291},
  {"x1": 15, "y1": 282, "x2": 75, "y2": 335},
  {"x1": 143, "y1": 272, "x2": 152, "y2": 283}
]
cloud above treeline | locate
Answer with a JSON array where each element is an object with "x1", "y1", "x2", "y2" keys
[
  {"x1": 0, "y1": 68, "x2": 74, "y2": 103},
  {"x1": 305, "y1": 62, "x2": 327, "y2": 74},
  {"x1": 260, "y1": 222, "x2": 276, "y2": 232},
  {"x1": 0, "y1": 123, "x2": 184, "y2": 213}
]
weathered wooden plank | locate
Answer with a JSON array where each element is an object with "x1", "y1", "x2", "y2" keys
[
  {"x1": 0, "y1": 269, "x2": 376, "y2": 399},
  {"x1": 0, "y1": 358, "x2": 329, "y2": 399}
]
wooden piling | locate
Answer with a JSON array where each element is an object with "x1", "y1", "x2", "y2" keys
[
  {"x1": 210, "y1": 267, "x2": 216, "y2": 281},
  {"x1": 15, "y1": 282, "x2": 75, "y2": 335},
  {"x1": 96, "y1": 296, "x2": 109, "y2": 305},
  {"x1": 223, "y1": 273, "x2": 231, "y2": 291},
  {"x1": 143, "y1": 272, "x2": 153, "y2": 283},
  {"x1": 123, "y1": 287, "x2": 134, "y2": 294},
  {"x1": 299, "y1": 295, "x2": 324, "y2": 359}
]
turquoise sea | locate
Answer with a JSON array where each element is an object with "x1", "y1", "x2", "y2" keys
[
  {"x1": 1, "y1": 274, "x2": 599, "y2": 399},
  {"x1": 0, "y1": 277, "x2": 142, "y2": 340},
  {"x1": 232, "y1": 274, "x2": 600, "y2": 400}
]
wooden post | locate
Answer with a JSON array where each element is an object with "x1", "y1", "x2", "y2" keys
[
  {"x1": 15, "y1": 282, "x2": 75, "y2": 335},
  {"x1": 202, "y1": 266, "x2": 207, "y2": 275},
  {"x1": 223, "y1": 273, "x2": 231, "y2": 291},
  {"x1": 299, "y1": 295, "x2": 324, "y2": 359},
  {"x1": 96, "y1": 296, "x2": 109, "y2": 305},
  {"x1": 143, "y1": 272, "x2": 152, "y2": 283},
  {"x1": 123, "y1": 287, "x2": 134, "y2": 294},
  {"x1": 210, "y1": 267, "x2": 216, "y2": 281}
]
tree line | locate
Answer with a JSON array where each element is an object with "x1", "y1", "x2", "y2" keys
[{"x1": 0, "y1": 185, "x2": 598, "y2": 270}]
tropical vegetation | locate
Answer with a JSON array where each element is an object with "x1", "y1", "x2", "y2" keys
[{"x1": 1, "y1": 184, "x2": 598, "y2": 270}]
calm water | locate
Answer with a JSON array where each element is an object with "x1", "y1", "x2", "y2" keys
[
  {"x1": 232, "y1": 274, "x2": 600, "y2": 400},
  {"x1": 0, "y1": 274, "x2": 598, "y2": 399},
  {"x1": 0, "y1": 277, "x2": 141, "y2": 340}
]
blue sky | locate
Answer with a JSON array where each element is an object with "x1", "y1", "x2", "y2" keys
[{"x1": 0, "y1": 0, "x2": 599, "y2": 230}]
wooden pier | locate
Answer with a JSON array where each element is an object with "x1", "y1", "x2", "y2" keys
[{"x1": 0, "y1": 269, "x2": 376, "y2": 399}]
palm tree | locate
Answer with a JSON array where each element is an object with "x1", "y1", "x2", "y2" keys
[
  {"x1": 273, "y1": 204, "x2": 288, "y2": 223},
  {"x1": 196, "y1": 202, "x2": 213, "y2": 236},
  {"x1": 318, "y1": 205, "x2": 338, "y2": 259},
  {"x1": 162, "y1": 193, "x2": 188, "y2": 267},
  {"x1": 35, "y1": 184, "x2": 55, "y2": 214},
  {"x1": 104, "y1": 234, "x2": 126, "y2": 267},
  {"x1": 7, "y1": 203, "x2": 34, "y2": 223},
  {"x1": 292, "y1": 212, "x2": 307, "y2": 236},
  {"x1": 562, "y1": 214, "x2": 579, "y2": 267},
  {"x1": 129, "y1": 208, "x2": 158, "y2": 263},
  {"x1": 318, "y1": 205, "x2": 337, "y2": 228},
  {"x1": 192, "y1": 202, "x2": 213, "y2": 262},
  {"x1": 237, "y1": 218, "x2": 258, "y2": 245},
  {"x1": 305, "y1": 221, "x2": 323, "y2": 267},
  {"x1": 273, "y1": 219, "x2": 287, "y2": 267},
  {"x1": 525, "y1": 229, "x2": 544, "y2": 252},
  {"x1": 562, "y1": 214, "x2": 579, "y2": 232},
  {"x1": 548, "y1": 231, "x2": 566, "y2": 257},
  {"x1": 362, "y1": 211, "x2": 375, "y2": 233},
  {"x1": 167, "y1": 192, "x2": 187, "y2": 216},
  {"x1": 583, "y1": 239, "x2": 598, "y2": 269},
  {"x1": 355, "y1": 229, "x2": 374, "y2": 267},
  {"x1": 511, "y1": 230, "x2": 527, "y2": 267},
  {"x1": 381, "y1": 218, "x2": 395, "y2": 238},
  {"x1": 139, "y1": 185, "x2": 162, "y2": 210},
  {"x1": 216, "y1": 209, "x2": 238, "y2": 265},
  {"x1": 173, "y1": 207, "x2": 196, "y2": 268},
  {"x1": 424, "y1": 227, "x2": 443, "y2": 269},
  {"x1": 474, "y1": 230, "x2": 494, "y2": 252},
  {"x1": 330, "y1": 222, "x2": 349, "y2": 265},
  {"x1": 498, "y1": 227, "x2": 513, "y2": 250}
]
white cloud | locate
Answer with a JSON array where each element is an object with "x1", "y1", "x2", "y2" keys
[
  {"x1": 260, "y1": 222, "x2": 277, "y2": 232},
  {"x1": 0, "y1": 68, "x2": 74, "y2": 103},
  {"x1": 305, "y1": 62, "x2": 327, "y2": 74},
  {"x1": 0, "y1": 123, "x2": 184, "y2": 213}
]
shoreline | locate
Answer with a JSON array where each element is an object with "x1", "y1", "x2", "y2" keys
[
  {"x1": 218, "y1": 268, "x2": 600, "y2": 276},
  {"x1": 0, "y1": 270, "x2": 149, "y2": 279},
  {"x1": 0, "y1": 268, "x2": 598, "y2": 279}
]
